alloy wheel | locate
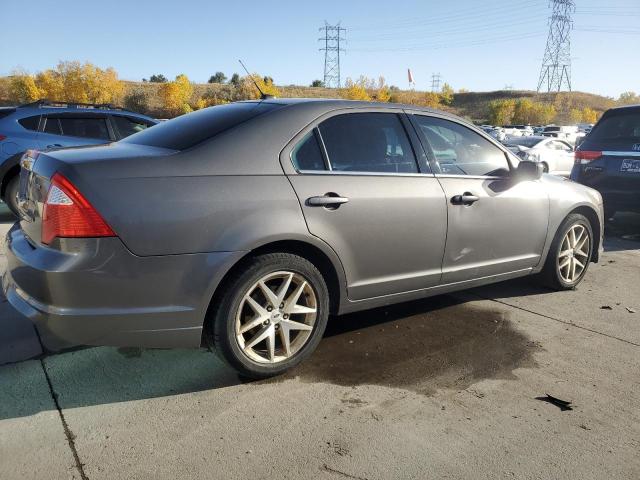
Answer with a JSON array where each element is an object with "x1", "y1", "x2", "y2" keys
[
  {"x1": 557, "y1": 224, "x2": 590, "y2": 283},
  {"x1": 235, "y1": 271, "x2": 317, "y2": 364}
]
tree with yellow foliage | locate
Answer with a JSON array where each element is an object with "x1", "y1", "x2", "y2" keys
[
  {"x1": 236, "y1": 74, "x2": 280, "y2": 100},
  {"x1": 374, "y1": 77, "x2": 391, "y2": 102},
  {"x1": 9, "y1": 72, "x2": 42, "y2": 103},
  {"x1": 159, "y1": 74, "x2": 194, "y2": 116},
  {"x1": 423, "y1": 92, "x2": 441, "y2": 108},
  {"x1": 440, "y1": 83, "x2": 454, "y2": 105},
  {"x1": 342, "y1": 77, "x2": 371, "y2": 101}
]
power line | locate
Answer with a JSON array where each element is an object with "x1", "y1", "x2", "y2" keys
[
  {"x1": 537, "y1": 0, "x2": 575, "y2": 93},
  {"x1": 319, "y1": 22, "x2": 346, "y2": 88}
]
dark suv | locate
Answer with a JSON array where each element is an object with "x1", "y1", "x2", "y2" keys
[
  {"x1": 0, "y1": 100, "x2": 157, "y2": 214},
  {"x1": 572, "y1": 105, "x2": 640, "y2": 219}
]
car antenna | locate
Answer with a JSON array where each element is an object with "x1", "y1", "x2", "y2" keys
[{"x1": 238, "y1": 59, "x2": 274, "y2": 100}]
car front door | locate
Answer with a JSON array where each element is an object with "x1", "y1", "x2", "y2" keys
[
  {"x1": 281, "y1": 110, "x2": 448, "y2": 301},
  {"x1": 408, "y1": 113, "x2": 550, "y2": 284}
]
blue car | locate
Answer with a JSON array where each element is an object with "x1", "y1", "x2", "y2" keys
[{"x1": 0, "y1": 100, "x2": 157, "y2": 214}]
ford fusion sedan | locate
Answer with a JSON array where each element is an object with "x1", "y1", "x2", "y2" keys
[{"x1": 3, "y1": 99, "x2": 604, "y2": 378}]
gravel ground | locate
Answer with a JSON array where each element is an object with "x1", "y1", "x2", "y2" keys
[{"x1": 1, "y1": 207, "x2": 639, "y2": 480}]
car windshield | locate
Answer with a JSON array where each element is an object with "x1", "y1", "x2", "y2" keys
[
  {"x1": 505, "y1": 137, "x2": 543, "y2": 148},
  {"x1": 121, "y1": 101, "x2": 283, "y2": 150},
  {"x1": 588, "y1": 109, "x2": 640, "y2": 142}
]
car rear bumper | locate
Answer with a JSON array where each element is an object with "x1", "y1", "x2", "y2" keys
[{"x1": 2, "y1": 224, "x2": 245, "y2": 351}]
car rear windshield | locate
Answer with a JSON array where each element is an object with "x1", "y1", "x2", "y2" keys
[
  {"x1": 121, "y1": 102, "x2": 283, "y2": 150},
  {"x1": 544, "y1": 126, "x2": 560, "y2": 132},
  {"x1": 588, "y1": 109, "x2": 640, "y2": 142}
]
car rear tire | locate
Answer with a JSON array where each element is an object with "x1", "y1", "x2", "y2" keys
[
  {"x1": 210, "y1": 253, "x2": 329, "y2": 379},
  {"x1": 540, "y1": 213, "x2": 593, "y2": 290},
  {"x1": 4, "y1": 175, "x2": 20, "y2": 216}
]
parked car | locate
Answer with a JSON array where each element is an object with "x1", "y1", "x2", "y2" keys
[
  {"x1": 0, "y1": 100, "x2": 157, "y2": 214},
  {"x1": 542, "y1": 125, "x2": 580, "y2": 145},
  {"x1": 3, "y1": 99, "x2": 604, "y2": 378},
  {"x1": 504, "y1": 135, "x2": 575, "y2": 176},
  {"x1": 503, "y1": 125, "x2": 534, "y2": 137},
  {"x1": 572, "y1": 104, "x2": 640, "y2": 219}
]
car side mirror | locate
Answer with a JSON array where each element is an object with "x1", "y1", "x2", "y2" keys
[{"x1": 516, "y1": 160, "x2": 543, "y2": 181}]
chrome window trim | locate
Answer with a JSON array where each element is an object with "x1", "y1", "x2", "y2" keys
[
  {"x1": 602, "y1": 151, "x2": 640, "y2": 157},
  {"x1": 296, "y1": 170, "x2": 436, "y2": 178}
]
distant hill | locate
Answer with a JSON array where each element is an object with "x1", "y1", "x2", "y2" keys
[{"x1": 0, "y1": 75, "x2": 618, "y2": 124}]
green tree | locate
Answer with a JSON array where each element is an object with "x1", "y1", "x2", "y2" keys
[
  {"x1": 208, "y1": 72, "x2": 227, "y2": 84},
  {"x1": 311, "y1": 80, "x2": 324, "y2": 87},
  {"x1": 123, "y1": 86, "x2": 150, "y2": 114},
  {"x1": 229, "y1": 73, "x2": 241, "y2": 86},
  {"x1": 149, "y1": 74, "x2": 168, "y2": 83}
]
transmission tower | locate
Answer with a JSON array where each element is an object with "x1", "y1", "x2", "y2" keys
[
  {"x1": 537, "y1": 0, "x2": 575, "y2": 93},
  {"x1": 430, "y1": 73, "x2": 442, "y2": 92},
  {"x1": 319, "y1": 22, "x2": 346, "y2": 88}
]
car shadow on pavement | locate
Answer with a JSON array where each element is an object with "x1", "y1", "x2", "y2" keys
[{"x1": 1, "y1": 293, "x2": 540, "y2": 420}]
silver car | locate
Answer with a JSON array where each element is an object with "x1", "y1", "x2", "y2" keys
[{"x1": 3, "y1": 99, "x2": 604, "y2": 378}]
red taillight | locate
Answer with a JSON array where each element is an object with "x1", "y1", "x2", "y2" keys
[
  {"x1": 0, "y1": 135, "x2": 6, "y2": 142},
  {"x1": 42, "y1": 173, "x2": 115, "y2": 245},
  {"x1": 574, "y1": 150, "x2": 602, "y2": 164}
]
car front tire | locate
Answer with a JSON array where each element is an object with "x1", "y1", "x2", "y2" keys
[
  {"x1": 541, "y1": 213, "x2": 593, "y2": 290},
  {"x1": 210, "y1": 253, "x2": 329, "y2": 379}
]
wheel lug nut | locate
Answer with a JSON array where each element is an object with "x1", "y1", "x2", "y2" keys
[
  {"x1": 280, "y1": 303, "x2": 284, "y2": 309},
  {"x1": 283, "y1": 314, "x2": 289, "y2": 319},
  {"x1": 267, "y1": 306, "x2": 273, "y2": 312}
]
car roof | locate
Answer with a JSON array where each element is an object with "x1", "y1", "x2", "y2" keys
[
  {"x1": 4, "y1": 102, "x2": 156, "y2": 122},
  {"x1": 249, "y1": 97, "x2": 470, "y2": 125}
]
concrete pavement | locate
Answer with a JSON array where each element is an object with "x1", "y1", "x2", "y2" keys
[{"x1": 1, "y1": 208, "x2": 639, "y2": 479}]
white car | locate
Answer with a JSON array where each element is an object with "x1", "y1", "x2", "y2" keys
[
  {"x1": 505, "y1": 135, "x2": 575, "y2": 176},
  {"x1": 542, "y1": 125, "x2": 580, "y2": 145}
]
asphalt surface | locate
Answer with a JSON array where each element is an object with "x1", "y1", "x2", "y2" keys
[{"x1": 1, "y1": 204, "x2": 639, "y2": 479}]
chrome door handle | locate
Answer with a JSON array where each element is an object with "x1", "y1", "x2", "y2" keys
[
  {"x1": 451, "y1": 193, "x2": 479, "y2": 205},
  {"x1": 307, "y1": 193, "x2": 349, "y2": 208}
]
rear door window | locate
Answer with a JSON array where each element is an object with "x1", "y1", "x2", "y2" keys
[
  {"x1": 58, "y1": 117, "x2": 111, "y2": 140},
  {"x1": 318, "y1": 113, "x2": 419, "y2": 173},
  {"x1": 112, "y1": 115, "x2": 154, "y2": 139},
  {"x1": 291, "y1": 131, "x2": 327, "y2": 171},
  {"x1": 18, "y1": 115, "x2": 40, "y2": 131},
  {"x1": 43, "y1": 117, "x2": 62, "y2": 135}
]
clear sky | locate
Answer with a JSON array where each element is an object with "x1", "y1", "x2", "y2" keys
[{"x1": 2, "y1": 0, "x2": 638, "y2": 97}]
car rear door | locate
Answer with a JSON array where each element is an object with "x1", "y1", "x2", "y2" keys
[
  {"x1": 281, "y1": 109, "x2": 448, "y2": 301},
  {"x1": 408, "y1": 112, "x2": 549, "y2": 284}
]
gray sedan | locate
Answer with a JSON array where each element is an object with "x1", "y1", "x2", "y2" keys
[{"x1": 3, "y1": 99, "x2": 604, "y2": 378}]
